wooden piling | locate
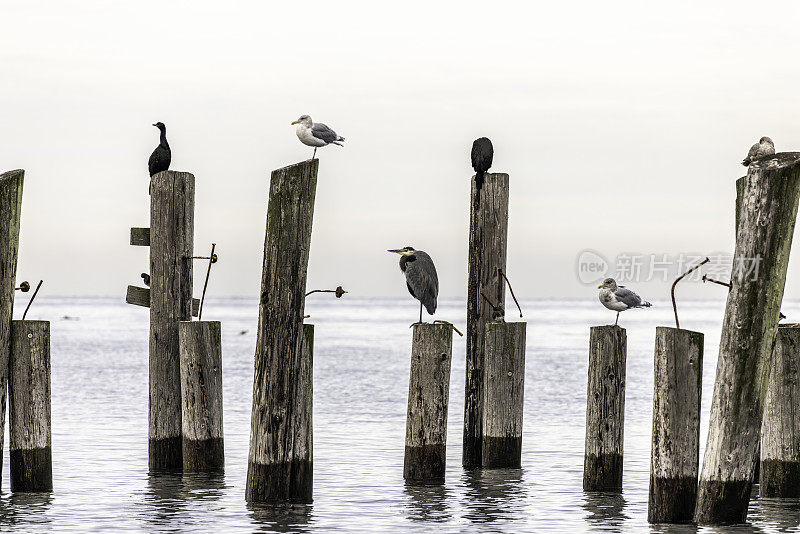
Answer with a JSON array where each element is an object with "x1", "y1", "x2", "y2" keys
[
  {"x1": 760, "y1": 326, "x2": 800, "y2": 497},
  {"x1": 246, "y1": 160, "x2": 317, "y2": 503},
  {"x1": 0, "y1": 169, "x2": 24, "y2": 490},
  {"x1": 9, "y1": 320, "x2": 52, "y2": 492},
  {"x1": 648, "y1": 327, "x2": 703, "y2": 524},
  {"x1": 584, "y1": 325, "x2": 626, "y2": 491},
  {"x1": 404, "y1": 323, "x2": 453, "y2": 483},
  {"x1": 149, "y1": 170, "x2": 195, "y2": 471},
  {"x1": 179, "y1": 321, "x2": 224, "y2": 472},
  {"x1": 482, "y1": 321, "x2": 526, "y2": 468},
  {"x1": 464, "y1": 172, "x2": 509, "y2": 467},
  {"x1": 695, "y1": 153, "x2": 800, "y2": 524}
]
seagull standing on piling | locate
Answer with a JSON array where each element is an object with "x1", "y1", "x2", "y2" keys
[
  {"x1": 471, "y1": 137, "x2": 494, "y2": 190},
  {"x1": 388, "y1": 246, "x2": 439, "y2": 325},
  {"x1": 148, "y1": 122, "x2": 171, "y2": 194},
  {"x1": 292, "y1": 115, "x2": 345, "y2": 160},
  {"x1": 597, "y1": 277, "x2": 651, "y2": 326},
  {"x1": 742, "y1": 136, "x2": 775, "y2": 166}
]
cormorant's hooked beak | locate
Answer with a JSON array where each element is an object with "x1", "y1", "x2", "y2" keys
[
  {"x1": 291, "y1": 120, "x2": 300, "y2": 125},
  {"x1": 152, "y1": 123, "x2": 158, "y2": 127}
]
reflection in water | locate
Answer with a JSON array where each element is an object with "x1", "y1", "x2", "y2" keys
[
  {"x1": 248, "y1": 502, "x2": 313, "y2": 533},
  {"x1": 753, "y1": 497, "x2": 800, "y2": 533},
  {"x1": 139, "y1": 472, "x2": 228, "y2": 530},
  {"x1": 0, "y1": 492, "x2": 53, "y2": 530},
  {"x1": 582, "y1": 492, "x2": 628, "y2": 531},
  {"x1": 461, "y1": 468, "x2": 527, "y2": 523},
  {"x1": 403, "y1": 482, "x2": 452, "y2": 522}
]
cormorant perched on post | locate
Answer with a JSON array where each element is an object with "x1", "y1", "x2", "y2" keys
[
  {"x1": 388, "y1": 246, "x2": 439, "y2": 325},
  {"x1": 471, "y1": 137, "x2": 494, "y2": 191},
  {"x1": 148, "y1": 122, "x2": 171, "y2": 193},
  {"x1": 742, "y1": 136, "x2": 774, "y2": 166},
  {"x1": 291, "y1": 115, "x2": 345, "y2": 160}
]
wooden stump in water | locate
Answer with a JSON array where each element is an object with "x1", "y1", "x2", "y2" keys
[
  {"x1": 584, "y1": 325, "x2": 626, "y2": 491},
  {"x1": 696, "y1": 153, "x2": 800, "y2": 524},
  {"x1": 149, "y1": 170, "x2": 195, "y2": 471},
  {"x1": 0, "y1": 169, "x2": 23, "y2": 490},
  {"x1": 246, "y1": 160, "x2": 317, "y2": 503},
  {"x1": 179, "y1": 321, "x2": 224, "y2": 472},
  {"x1": 9, "y1": 320, "x2": 52, "y2": 492},
  {"x1": 404, "y1": 323, "x2": 452, "y2": 483},
  {"x1": 648, "y1": 327, "x2": 703, "y2": 523},
  {"x1": 761, "y1": 326, "x2": 800, "y2": 498},
  {"x1": 464, "y1": 172, "x2": 509, "y2": 468},
  {"x1": 482, "y1": 321, "x2": 526, "y2": 468}
]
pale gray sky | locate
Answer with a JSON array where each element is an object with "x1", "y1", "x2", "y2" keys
[{"x1": 3, "y1": 1, "x2": 800, "y2": 301}]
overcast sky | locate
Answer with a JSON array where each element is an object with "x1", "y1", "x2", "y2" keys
[{"x1": 2, "y1": 1, "x2": 800, "y2": 302}]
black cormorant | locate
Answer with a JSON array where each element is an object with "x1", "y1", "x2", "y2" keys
[
  {"x1": 471, "y1": 137, "x2": 494, "y2": 191},
  {"x1": 148, "y1": 122, "x2": 171, "y2": 192}
]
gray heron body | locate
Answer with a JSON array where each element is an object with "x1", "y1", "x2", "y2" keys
[
  {"x1": 292, "y1": 114, "x2": 345, "y2": 159},
  {"x1": 742, "y1": 136, "x2": 775, "y2": 166},
  {"x1": 597, "y1": 277, "x2": 651, "y2": 326},
  {"x1": 388, "y1": 246, "x2": 439, "y2": 324}
]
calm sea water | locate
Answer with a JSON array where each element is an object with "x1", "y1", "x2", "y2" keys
[{"x1": 2, "y1": 295, "x2": 800, "y2": 533}]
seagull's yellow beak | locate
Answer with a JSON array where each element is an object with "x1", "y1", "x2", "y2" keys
[
  {"x1": 291, "y1": 120, "x2": 299, "y2": 125},
  {"x1": 597, "y1": 284, "x2": 603, "y2": 289}
]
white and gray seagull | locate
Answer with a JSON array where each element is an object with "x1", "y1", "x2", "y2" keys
[
  {"x1": 742, "y1": 136, "x2": 775, "y2": 166},
  {"x1": 597, "y1": 277, "x2": 651, "y2": 326},
  {"x1": 291, "y1": 114, "x2": 345, "y2": 159}
]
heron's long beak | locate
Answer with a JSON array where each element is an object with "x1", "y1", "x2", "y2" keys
[
  {"x1": 291, "y1": 120, "x2": 299, "y2": 125},
  {"x1": 388, "y1": 249, "x2": 403, "y2": 254}
]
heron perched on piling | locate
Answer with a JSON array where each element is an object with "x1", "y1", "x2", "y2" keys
[
  {"x1": 292, "y1": 115, "x2": 345, "y2": 159},
  {"x1": 597, "y1": 277, "x2": 651, "y2": 326},
  {"x1": 742, "y1": 136, "x2": 775, "y2": 166},
  {"x1": 388, "y1": 246, "x2": 439, "y2": 325},
  {"x1": 148, "y1": 122, "x2": 171, "y2": 193},
  {"x1": 471, "y1": 137, "x2": 494, "y2": 190}
]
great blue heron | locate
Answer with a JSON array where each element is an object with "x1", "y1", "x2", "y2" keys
[
  {"x1": 597, "y1": 277, "x2": 651, "y2": 326},
  {"x1": 148, "y1": 122, "x2": 171, "y2": 194},
  {"x1": 388, "y1": 246, "x2": 439, "y2": 324},
  {"x1": 292, "y1": 115, "x2": 345, "y2": 159},
  {"x1": 742, "y1": 136, "x2": 774, "y2": 166},
  {"x1": 471, "y1": 137, "x2": 493, "y2": 190}
]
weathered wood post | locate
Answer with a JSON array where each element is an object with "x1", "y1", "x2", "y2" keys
[
  {"x1": 584, "y1": 325, "x2": 626, "y2": 491},
  {"x1": 404, "y1": 323, "x2": 453, "y2": 483},
  {"x1": 648, "y1": 327, "x2": 703, "y2": 524},
  {"x1": 246, "y1": 160, "x2": 317, "y2": 503},
  {"x1": 9, "y1": 320, "x2": 52, "y2": 492},
  {"x1": 695, "y1": 153, "x2": 800, "y2": 524},
  {"x1": 482, "y1": 321, "x2": 526, "y2": 468},
  {"x1": 464, "y1": 172, "x2": 509, "y2": 467},
  {"x1": 760, "y1": 325, "x2": 800, "y2": 497},
  {"x1": 0, "y1": 169, "x2": 24, "y2": 490},
  {"x1": 179, "y1": 321, "x2": 224, "y2": 472},
  {"x1": 149, "y1": 170, "x2": 195, "y2": 471}
]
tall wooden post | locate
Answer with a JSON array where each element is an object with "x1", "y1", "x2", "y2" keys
[
  {"x1": 149, "y1": 170, "x2": 195, "y2": 471},
  {"x1": 9, "y1": 320, "x2": 52, "y2": 492},
  {"x1": 179, "y1": 321, "x2": 224, "y2": 472},
  {"x1": 648, "y1": 327, "x2": 703, "y2": 523},
  {"x1": 695, "y1": 153, "x2": 800, "y2": 524},
  {"x1": 482, "y1": 321, "x2": 526, "y2": 468},
  {"x1": 246, "y1": 160, "x2": 317, "y2": 503},
  {"x1": 404, "y1": 323, "x2": 453, "y2": 483},
  {"x1": 584, "y1": 325, "x2": 626, "y2": 491},
  {"x1": 464, "y1": 172, "x2": 509, "y2": 467},
  {"x1": 0, "y1": 169, "x2": 24, "y2": 490},
  {"x1": 761, "y1": 326, "x2": 800, "y2": 497}
]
